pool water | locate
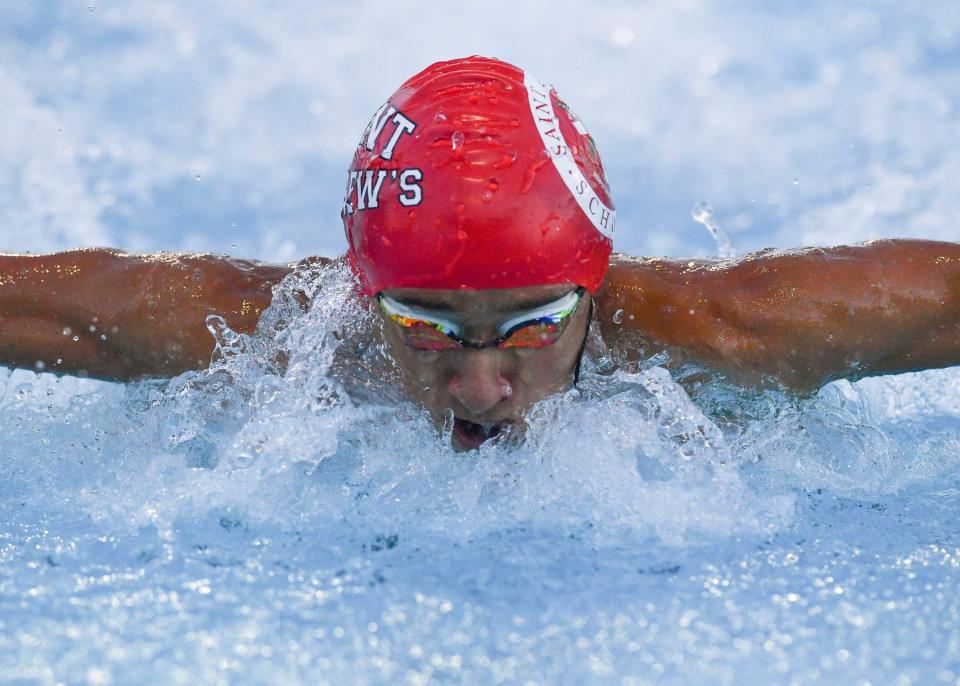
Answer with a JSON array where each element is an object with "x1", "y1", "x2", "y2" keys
[
  {"x1": 4, "y1": 2, "x2": 960, "y2": 683},
  {"x1": 1, "y1": 262, "x2": 959, "y2": 685}
]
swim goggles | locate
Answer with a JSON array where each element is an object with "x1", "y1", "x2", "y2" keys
[{"x1": 378, "y1": 288, "x2": 585, "y2": 351}]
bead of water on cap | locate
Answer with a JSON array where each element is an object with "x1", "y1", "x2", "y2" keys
[
  {"x1": 494, "y1": 151, "x2": 517, "y2": 169},
  {"x1": 451, "y1": 130, "x2": 465, "y2": 150},
  {"x1": 612, "y1": 309, "x2": 625, "y2": 325}
]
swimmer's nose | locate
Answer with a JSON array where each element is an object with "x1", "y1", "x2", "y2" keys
[{"x1": 447, "y1": 350, "x2": 512, "y2": 416}]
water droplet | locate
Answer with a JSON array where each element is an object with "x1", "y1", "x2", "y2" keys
[
  {"x1": 612, "y1": 309, "x2": 625, "y2": 325},
  {"x1": 195, "y1": 175, "x2": 202, "y2": 181},
  {"x1": 72, "y1": 335, "x2": 79, "y2": 342},
  {"x1": 451, "y1": 130, "x2": 465, "y2": 150},
  {"x1": 87, "y1": 4, "x2": 95, "y2": 12},
  {"x1": 482, "y1": 191, "x2": 494, "y2": 202},
  {"x1": 232, "y1": 451, "x2": 257, "y2": 469},
  {"x1": 691, "y1": 201, "x2": 735, "y2": 259},
  {"x1": 611, "y1": 26, "x2": 635, "y2": 47},
  {"x1": 494, "y1": 152, "x2": 517, "y2": 169},
  {"x1": 62, "y1": 327, "x2": 72, "y2": 336},
  {"x1": 791, "y1": 177, "x2": 800, "y2": 185},
  {"x1": 520, "y1": 158, "x2": 549, "y2": 194},
  {"x1": 691, "y1": 201, "x2": 712, "y2": 224}
]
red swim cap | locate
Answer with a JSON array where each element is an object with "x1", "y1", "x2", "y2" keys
[{"x1": 342, "y1": 56, "x2": 615, "y2": 295}]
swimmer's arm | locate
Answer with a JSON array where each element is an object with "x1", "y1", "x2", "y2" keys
[
  {"x1": 0, "y1": 249, "x2": 298, "y2": 381},
  {"x1": 597, "y1": 240, "x2": 960, "y2": 393}
]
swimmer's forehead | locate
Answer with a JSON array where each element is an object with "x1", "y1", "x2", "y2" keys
[{"x1": 382, "y1": 285, "x2": 577, "y2": 316}]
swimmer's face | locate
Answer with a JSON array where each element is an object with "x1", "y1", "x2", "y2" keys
[{"x1": 377, "y1": 285, "x2": 591, "y2": 451}]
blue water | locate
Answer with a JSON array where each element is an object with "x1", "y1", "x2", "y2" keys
[
  {"x1": 2, "y1": 262, "x2": 960, "y2": 684},
  {"x1": 3, "y1": 2, "x2": 960, "y2": 684}
]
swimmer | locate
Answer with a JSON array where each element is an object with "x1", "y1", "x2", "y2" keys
[{"x1": 2, "y1": 56, "x2": 960, "y2": 450}]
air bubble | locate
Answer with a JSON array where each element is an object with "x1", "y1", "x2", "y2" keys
[{"x1": 613, "y1": 309, "x2": 625, "y2": 325}]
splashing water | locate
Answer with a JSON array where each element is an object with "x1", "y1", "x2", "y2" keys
[
  {"x1": 692, "y1": 201, "x2": 736, "y2": 259},
  {"x1": 1, "y1": 262, "x2": 960, "y2": 683}
]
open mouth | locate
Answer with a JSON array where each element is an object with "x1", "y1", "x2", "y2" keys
[{"x1": 452, "y1": 417, "x2": 504, "y2": 450}]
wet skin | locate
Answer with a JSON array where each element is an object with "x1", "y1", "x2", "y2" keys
[
  {"x1": 4, "y1": 240, "x2": 960, "y2": 448},
  {"x1": 377, "y1": 285, "x2": 592, "y2": 450}
]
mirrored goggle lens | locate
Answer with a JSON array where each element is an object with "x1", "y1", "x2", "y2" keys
[
  {"x1": 380, "y1": 289, "x2": 581, "y2": 352},
  {"x1": 401, "y1": 322, "x2": 462, "y2": 351},
  {"x1": 400, "y1": 319, "x2": 564, "y2": 351},
  {"x1": 498, "y1": 321, "x2": 564, "y2": 349}
]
